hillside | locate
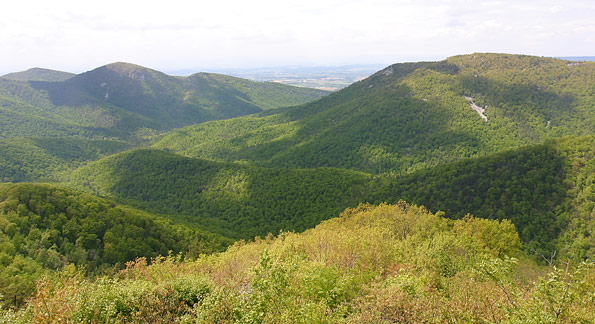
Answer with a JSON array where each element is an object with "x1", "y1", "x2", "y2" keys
[
  {"x1": 5, "y1": 203, "x2": 594, "y2": 323},
  {"x1": 1, "y1": 68, "x2": 75, "y2": 82},
  {"x1": 0, "y1": 183, "x2": 230, "y2": 306},
  {"x1": 71, "y1": 136, "x2": 594, "y2": 257},
  {"x1": 153, "y1": 53, "x2": 595, "y2": 175},
  {"x1": 69, "y1": 149, "x2": 372, "y2": 239},
  {"x1": 368, "y1": 135, "x2": 595, "y2": 258}
]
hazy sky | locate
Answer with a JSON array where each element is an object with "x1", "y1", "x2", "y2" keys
[{"x1": 1, "y1": 0, "x2": 594, "y2": 74}]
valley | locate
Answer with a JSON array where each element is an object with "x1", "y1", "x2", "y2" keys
[{"x1": 1, "y1": 54, "x2": 594, "y2": 322}]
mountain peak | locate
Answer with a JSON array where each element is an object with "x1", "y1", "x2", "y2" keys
[{"x1": 100, "y1": 62, "x2": 157, "y2": 76}]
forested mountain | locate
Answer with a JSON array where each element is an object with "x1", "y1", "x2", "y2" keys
[
  {"x1": 1, "y1": 68, "x2": 75, "y2": 82},
  {"x1": 367, "y1": 135, "x2": 595, "y2": 258},
  {"x1": 70, "y1": 136, "x2": 594, "y2": 258},
  {"x1": 0, "y1": 63, "x2": 328, "y2": 141},
  {"x1": 154, "y1": 53, "x2": 595, "y2": 175},
  {"x1": 5, "y1": 203, "x2": 594, "y2": 323}
]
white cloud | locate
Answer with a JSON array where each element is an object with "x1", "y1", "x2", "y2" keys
[{"x1": 0, "y1": 0, "x2": 594, "y2": 74}]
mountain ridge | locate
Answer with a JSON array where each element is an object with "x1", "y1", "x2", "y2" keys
[
  {"x1": 0, "y1": 62, "x2": 329, "y2": 140},
  {"x1": 153, "y1": 53, "x2": 595, "y2": 175},
  {"x1": 1, "y1": 67, "x2": 76, "y2": 82}
]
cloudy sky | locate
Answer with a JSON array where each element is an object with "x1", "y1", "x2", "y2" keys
[{"x1": 1, "y1": 0, "x2": 594, "y2": 74}]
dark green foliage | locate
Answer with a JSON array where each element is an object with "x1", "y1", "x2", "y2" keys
[
  {"x1": 0, "y1": 183, "x2": 229, "y2": 306},
  {"x1": 376, "y1": 135, "x2": 594, "y2": 258},
  {"x1": 554, "y1": 136, "x2": 595, "y2": 260},
  {"x1": 367, "y1": 141, "x2": 568, "y2": 253},
  {"x1": 70, "y1": 149, "x2": 372, "y2": 239},
  {"x1": 2, "y1": 68, "x2": 75, "y2": 82},
  {"x1": 154, "y1": 54, "x2": 595, "y2": 175}
]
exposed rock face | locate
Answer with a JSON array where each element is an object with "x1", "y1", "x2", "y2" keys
[{"x1": 464, "y1": 96, "x2": 487, "y2": 122}]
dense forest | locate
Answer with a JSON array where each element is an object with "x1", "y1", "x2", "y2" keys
[
  {"x1": 0, "y1": 64, "x2": 328, "y2": 183},
  {"x1": 0, "y1": 183, "x2": 230, "y2": 306},
  {"x1": 0, "y1": 63, "x2": 328, "y2": 140},
  {"x1": 0, "y1": 137, "x2": 129, "y2": 182},
  {"x1": 71, "y1": 136, "x2": 594, "y2": 258},
  {"x1": 368, "y1": 136, "x2": 595, "y2": 258},
  {"x1": 69, "y1": 149, "x2": 372, "y2": 239}
]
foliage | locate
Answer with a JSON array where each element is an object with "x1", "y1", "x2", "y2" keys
[
  {"x1": 1, "y1": 54, "x2": 594, "y2": 321},
  {"x1": 0, "y1": 137, "x2": 129, "y2": 182},
  {"x1": 369, "y1": 135, "x2": 595, "y2": 257},
  {"x1": 0, "y1": 63, "x2": 328, "y2": 143},
  {"x1": 0, "y1": 64, "x2": 328, "y2": 182},
  {"x1": 0, "y1": 183, "x2": 230, "y2": 307},
  {"x1": 4, "y1": 202, "x2": 593, "y2": 323}
]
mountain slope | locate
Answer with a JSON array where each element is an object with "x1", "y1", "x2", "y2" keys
[
  {"x1": 2, "y1": 67, "x2": 75, "y2": 82},
  {"x1": 0, "y1": 63, "x2": 328, "y2": 182},
  {"x1": 0, "y1": 62, "x2": 329, "y2": 141},
  {"x1": 367, "y1": 135, "x2": 594, "y2": 257},
  {"x1": 153, "y1": 53, "x2": 595, "y2": 175}
]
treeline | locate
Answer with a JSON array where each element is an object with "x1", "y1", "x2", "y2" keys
[
  {"x1": 4, "y1": 203, "x2": 594, "y2": 323},
  {"x1": 0, "y1": 183, "x2": 230, "y2": 306},
  {"x1": 190, "y1": 73, "x2": 329, "y2": 110}
]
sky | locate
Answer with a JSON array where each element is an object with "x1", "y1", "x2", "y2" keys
[{"x1": 1, "y1": 0, "x2": 594, "y2": 75}]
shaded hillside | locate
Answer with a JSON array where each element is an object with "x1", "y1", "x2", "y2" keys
[
  {"x1": 154, "y1": 53, "x2": 595, "y2": 175},
  {"x1": 6, "y1": 203, "x2": 594, "y2": 323},
  {"x1": 368, "y1": 136, "x2": 594, "y2": 257},
  {"x1": 69, "y1": 149, "x2": 372, "y2": 239},
  {"x1": 0, "y1": 183, "x2": 230, "y2": 306},
  {"x1": 1, "y1": 67, "x2": 75, "y2": 82},
  {"x1": 73, "y1": 136, "x2": 594, "y2": 256}
]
